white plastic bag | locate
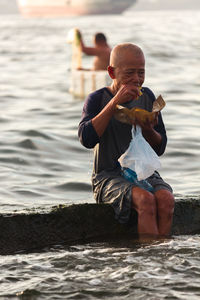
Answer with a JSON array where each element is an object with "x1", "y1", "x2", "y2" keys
[{"x1": 118, "y1": 126, "x2": 161, "y2": 180}]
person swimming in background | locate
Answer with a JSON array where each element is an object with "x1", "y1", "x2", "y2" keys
[{"x1": 77, "y1": 30, "x2": 112, "y2": 71}]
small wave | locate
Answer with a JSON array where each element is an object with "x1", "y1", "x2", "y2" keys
[
  {"x1": 0, "y1": 94, "x2": 18, "y2": 99},
  {"x1": 0, "y1": 117, "x2": 11, "y2": 123},
  {"x1": 16, "y1": 289, "x2": 41, "y2": 298},
  {"x1": 0, "y1": 157, "x2": 30, "y2": 165},
  {"x1": 14, "y1": 190, "x2": 44, "y2": 198},
  {"x1": 56, "y1": 182, "x2": 91, "y2": 191},
  {"x1": 166, "y1": 151, "x2": 196, "y2": 157},
  {"x1": 16, "y1": 139, "x2": 38, "y2": 150},
  {"x1": 150, "y1": 51, "x2": 178, "y2": 58},
  {"x1": 22, "y1": 130, "x2": 53, "y2": 140},
  {"x1": 167, "y1": 89, "x2": 185, "y2": 94}
]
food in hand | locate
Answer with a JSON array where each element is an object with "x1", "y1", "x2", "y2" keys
[
  {"x1": 114, "y1": 95, "x2": 165, "y2": 125},
  {"x1": 136, "y1": 86, "x2": 143, "y2": 100}
]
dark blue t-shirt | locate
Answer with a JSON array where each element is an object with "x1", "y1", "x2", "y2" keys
[{"x1": 78, "y1": 87, "x2": 167, "y2": 175}]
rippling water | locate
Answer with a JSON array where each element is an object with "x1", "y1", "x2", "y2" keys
[
  {"x1": 0, "y1": 9, "x2": 200, "y2": 299},
  {"x1": 1, "y1": 237, "x2": 200, "y2": 299}
]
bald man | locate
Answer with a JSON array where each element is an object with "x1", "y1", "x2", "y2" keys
[{"x1": 78, "y1": 43, "x2": 174, "y2": 239}]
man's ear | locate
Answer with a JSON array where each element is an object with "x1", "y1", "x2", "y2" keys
[{"x1": 107, "y1": 66, "x2": 115, "y2": 79}]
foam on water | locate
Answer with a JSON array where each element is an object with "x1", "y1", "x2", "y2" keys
[{"x1": 1, "y1": 236, "x2": 200, "y2": 299}]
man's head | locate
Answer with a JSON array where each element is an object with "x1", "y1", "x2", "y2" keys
[
  {"x1": 108, "y1": 43, "x2": 145, "y2": 88},
  {"x1": 94, "y1": 33, "x2": 107, "y2": 46}
]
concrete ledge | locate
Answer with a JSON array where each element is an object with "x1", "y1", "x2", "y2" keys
[{"x1": 0, "y1": 198, "x2": 200, "y2": 255}]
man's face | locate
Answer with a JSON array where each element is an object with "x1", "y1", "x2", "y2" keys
[{"x1": 113, "y1": 52, "x2": 145, "y2": 88}]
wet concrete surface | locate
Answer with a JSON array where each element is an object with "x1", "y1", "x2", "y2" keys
[{"x1": 0, "y1": 198, "x2": 200, "y2": 255}]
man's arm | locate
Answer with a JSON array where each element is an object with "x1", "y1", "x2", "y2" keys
[
  {"x1": 80, "y1": 43, "x2": 100, "y2": 56},
  {"x1": 79, "y1": 36, "x2": 100, "y2": 56},
  {"x1": 92, "y1": 84, "x2": 141, "y2": 137},
  {"x1": 78, "y1": 84, "x2": 141, "y2": 148},
  {"x1": 78, "y1": 92, "x2": 101, "y2": 149}
]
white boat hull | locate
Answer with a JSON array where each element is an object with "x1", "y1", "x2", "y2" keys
[{"x1": 17, "y1": 0, "x2": 135, "y2": 17}]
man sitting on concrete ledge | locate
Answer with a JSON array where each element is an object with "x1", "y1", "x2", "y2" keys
[{"x1": 78, "y1": 42, "x2": 174, "y2": 240}]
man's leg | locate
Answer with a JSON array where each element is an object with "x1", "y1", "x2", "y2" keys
[
  {"x1": 155, "y1": 189, "x2": 175, "y2": 236},
  {"x1": 131, "y1": 187, "x2": 159, "y2": 237}
]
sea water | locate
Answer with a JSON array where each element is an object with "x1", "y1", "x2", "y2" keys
[{"x1": 0, "y1": 9, "x2": 200, "y2": 299}]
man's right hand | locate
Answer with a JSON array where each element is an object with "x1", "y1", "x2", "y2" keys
[{"x1": 113, "y1": 84, "x2": 141, "y2": 105}]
